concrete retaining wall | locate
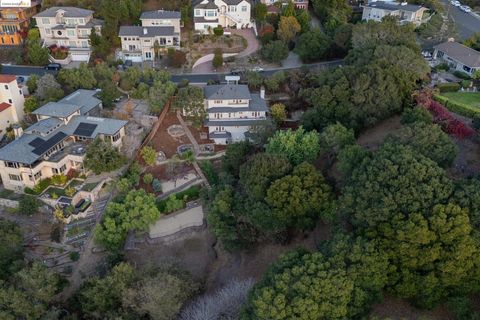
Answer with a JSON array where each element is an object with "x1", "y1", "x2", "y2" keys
[{"x1": 0, "y1": 198, "x2": 19, "y2": 208}]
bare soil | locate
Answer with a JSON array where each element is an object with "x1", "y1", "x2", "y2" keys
[
  {"x1": 447, "y1": 136, "x2": 480, "y2": 180},
  {"x1": 149, "y1": 111, "x2": 190, "y2": 158},
  {"x1": 356, "y1": 115, "x2": 403, "y2": 151}
]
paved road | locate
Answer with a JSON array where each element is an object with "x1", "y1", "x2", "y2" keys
[
  {"x1": 441, "y1": 0, "x2": 480, "y2": 40},
  {"x1": 1, "y1": 60, "x2": 343, "y2": 84}
]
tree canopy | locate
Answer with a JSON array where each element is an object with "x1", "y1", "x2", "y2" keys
[
  {"x1": 295, "y1": 28, "x2": 331, "y2": 62},
  {"x1": 84, "y1": 138, "x2": 125, "y2": 175},
  {"x1": 0, "y1": 220, "x2": 24, "y2": 280},
  {"x1": 266, "y1": 127, "x2": 320, "y2": 165},
  {"x1": 173, "y1": 86, "x2": 206, "y2": 127}
]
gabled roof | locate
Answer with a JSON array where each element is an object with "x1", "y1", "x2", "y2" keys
[
  {"x1": 196, "y1": 0, "x2": 219, "y2": 9},
  {"x1": 34, "y1": 6, "x2": 94, "y2": 18},
  {"x1": 0, "y1": 74, "x2": 16, "y2": 83},
  {"x1": 32, "y1": 89, "x2": 101, "y2": 118},
  {"x1": 32, "y1": 101, "x2": 80, "y2": 118},
  {"x1": 119, "y1": 26, "x2": 177, "y2": 37},
  {"x1": 434, "y1": 41, "x2": 480, "y2": 68},
  {"x1": 140, "y1": 10, "x2": 181, "y2": 20},
  {"x1": 0, "y1": 102, "x2": 11, "y2": 112},
  {"x1": 204, "y1": 84, "x2": 251, "y2": 100}
]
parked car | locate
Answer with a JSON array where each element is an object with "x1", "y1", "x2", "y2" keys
[
  {"x1": 230, "y1": 68, "x2": 244, "y2": 75},
  {"x1": 45, "y1": 63, "x2": 61, "y2": 71},
  {"x1": 124, "y1": 59, "x2": 133, "y2": 67},
  {"x1": 451, "y1": 0, "x2": 461, "y2": 6},
  {"x1": 113, "y1": 96, "x2": 122, "y2": 103},
  {"x1": 16, "y1": 76, "x2": 25, "y2": 83},
  {"x1": 460, "y1": 5, "x2": 471, "y2": 12},
  {"x1": 250, "y1": 66, "x2": 264, "y2": 72}
]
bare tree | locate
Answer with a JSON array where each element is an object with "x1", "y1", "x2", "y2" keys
[{"x1": 179, "y1": 278, "x2": 255, "y2": 320}]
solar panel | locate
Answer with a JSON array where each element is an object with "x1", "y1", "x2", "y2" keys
[
  {"x1": 32, "y1": 132, "x2": 67, "y2": 155},
  {"x1": 73, "y1": 123, "x2": 97, "y2": 137},
  {"x1": 29, "y1": 138, "x2": 44, "y2": 148}
]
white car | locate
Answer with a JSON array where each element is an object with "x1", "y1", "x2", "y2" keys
[
  {"x1": 451, "y1": 0, "x2": 461, "y2": 6},
  {"x1": 460, "y1": 5, "x2": 472, "y2": 12},
  {"x1": 251, "y1": 66, "x2": 264, "y2": 72}
]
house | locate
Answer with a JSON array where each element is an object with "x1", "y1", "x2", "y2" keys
[
  {"x1": 0, "y1": 0, "x2": 40, "y2": 46},
  {"x1": 260, "y1": 0, "x2": 309, "y2": 10},
  {"x1": 193, "y1": 0, "x2": 252, "y2": 34},
  {"x1": 203, "y1": 83, "x2": 268, "y2": 144},
  {"x1": 0, "y1": 89, "x2": 127, "y2": 192},
  {"x1": 433, "y1": 41, "x2": 480, "y2": 76},
  {"x1": 118, "y1": 10, "x2": 181, "y2": 63},
  {"x1": 362, "y1": 1, "x2": 428, "y2": 26},
  {"x1": 0, "y1": 74, "x2": 25, "y2": 140},
  {"x1": 34, "y1": 6, "x2": 104, "y2": 62}
]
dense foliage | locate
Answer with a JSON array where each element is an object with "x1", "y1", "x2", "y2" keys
[
  {"x1": 84, "y1": 138, "x2": 125, "y2": 174},
  {"x1": 266, "y1": 127, "x2": 320, "y2": 165}
]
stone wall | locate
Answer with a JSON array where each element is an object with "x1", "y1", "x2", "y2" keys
[{"x1": 0, "y1": 198, "x2": 19, "y2": 208}]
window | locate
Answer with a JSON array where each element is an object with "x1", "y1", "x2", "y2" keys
[
  {"x1": 79, "y1": 18, "x2": 84, "y2": 24},
  {"x1": 229, "y1": 6, "x2": 236, "y2": 12},
  {"x1": 42, "y1": 18, "x2": 50, "y2": 24},
  {"x1": 111, "y1": 132, "x2": 121, "y2": 142},
  {"x1": 8, "y1": 99, "x2": 12, "y2": 103},
  {"x1": 214, "y1": 100, "x2": 222, "y2": 104},
  {"x1": 144, "y1": 39, "x2": 151, "y2": 43},
  {"x1": 206, "y1": 10, "x2": 217, "y2": 17},
  {"x1": 463, "y1": 65, "x2": 472, "y2": 73},
  {"x1": 60, "y1": 164, "x2": 66, "y2": 173},
  {"x1": 241, "y1": 6, "x2": 247, "y2": 12},
  {"x1": 45, "y1": 28, "x2": 51, "y2": 35},
  {"x1": 69, "y1": 40, "x2": 76, "y2": 47},
  {"x1": 8, "y1": 174, "x2": 21, "y2": 181},
  {"x1": 4, "y1": 85, "x2": 8, "y2": 90},
  {"x1": 195, "y1": 9, "x2": 201, "y2": 16},
  {"x1": 5, "y1": 161, "x2": 19, "y2": 168},
  {"x1": 81, "y1": 41, "x2": 88, "y2": 48},
  {"x1": 67, "y1": 29, "x2": 75, "y2": 36},
  {"x1": 145, "y1": 52, "x2": 152, "y2": 58},
  {"x1": 19, "y1": 90, "x2": 22, "y2": 95},
  {"x1": 124, "y1": 37, "x2": 127, "y2": 41}
]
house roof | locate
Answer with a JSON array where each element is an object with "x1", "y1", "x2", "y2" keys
[
  {"x1": 0, "y1": 102, "x2": 11, "y2": 112},
  {"x1": 83, "y1": 18, "x2": 104, "y2": 28},
  {"x1": 0, "y1": 74, "x2": 16, "y2": 83},
  {"x1": 24, "y1": 118, "x2": 63, "y2": 135},
  {"x1": 140, "y1": 10, "x2": 181, "y2": 20},
  {"x1": 196, "y1": 0, "x2": 219, "y2": 9},
  {"x1": 0, "y1": 115, "x2": 127, "y2": 164},
  {"x1": 365, "y1": 1, "x2": 424, "y2": 12},
  {"x1": 34, "y1": 6, "x2": 94, "y2": 18},
  {"x1": 204, "y1": 84, "x2": 252, "y2": 100},
  {"x1": 434, "y1": 41, "x2": 480, "y2": 68},
  {"x1": 207, "y1": 94, "x2": 268, "y2": 112},
  {"x1": 32, "y1": 89, "x2": 101, "y2": 118},
  {"x1": 224, "y1": 0, "x2": 248, "y2": 5},
  {"x1": 119, "y1": 26, "x2": 177, "y2": 37}
]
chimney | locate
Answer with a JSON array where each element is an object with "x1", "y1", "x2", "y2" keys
[
  {"x1": 13, "y1": 124, "x2": 23, "y2": 139},
  {"x1": 143, "y1": 28, "x2": 148, "y2": 35},
  {"x1": 447, "y1": 37, "x2": 455, "y2": 42},
  {"x1": 260, "y1": 86, "x2": 265, "y2": 100},
  {"x1": 400, "y1": 1, "x2": 407, "y2": 5}
]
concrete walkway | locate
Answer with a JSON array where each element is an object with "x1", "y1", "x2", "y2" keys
[
  {"x1": 176, "y1": 110, "x2": 201, "y2": 156},
  {"x1": 149, "y1": 205, "x2": 204, "y2": 238}
]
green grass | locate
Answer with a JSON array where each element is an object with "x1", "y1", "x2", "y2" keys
[
  {"x1": 441, "y1": 92, "x2": 480, "y2": 109},
  {"x1": 81, "y1": 182, "x2": 99, "y2": 192},
  {"x1": 47, "y1": 187, "x2": 67, "y2": 198}
]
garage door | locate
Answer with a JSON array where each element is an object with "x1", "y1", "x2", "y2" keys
[
  {"x1": 70, "y1": 51, "x2": 91, "y2": 62},
  {"x1": 123, "y1": 53, "x2": 143, "y2": 63}
]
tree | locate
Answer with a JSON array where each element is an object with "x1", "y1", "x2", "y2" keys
[
  {"x1": 77, "y1": 262, "x2": 135, "y2": 318},
  {"x1": 337, "y1": 144, "x2": 369, "y2": 178},
  {"x1": 0, "y1": 262, "x2": 62, "y2": 319},
  {"x1": 319, "y1": 122, "x2": 355, "y2": 156},
  {"x1": 245, "y1": 234, "x2": 389, "y2": 319},
  {"x1": 295, "y1": 9, "x2": 311, "y2": 33},
  {"x1": 222, "y1": 141, "x2": 253, "y2": 176},
  {"x1": 212, "y1": 48, "x2": 223, "y2": 68},
  {"x1": 89, "y1": 27, "x2": 110, "y2": 58},
  {"x1": 295, "y1": 28, "x2": 332, "y2": 62},
  {"x1": 312, "y1": 0, "x2": 352, "y2": 35},
  {"x1": 173, "y1": 86, "x2": 206, "y2": 127},
  {"x1": 385, "y1": 122, "x2": 457, "y2": 167},
  {"x1": 141, "y1": 146, "x2": 157, "y2": 166},
  {"x1": 123, "y1": 269, "x2": 199, "y2": 320},
  {"x1": 95, "y1": 189, "x2": 160, "y2": 251},
  {"x1": 26, "y1": 74, "x2": 38, "y2": 94},
  {"x1": 84, "y1": 138, "x2": 125, "y2": 175},
  {"x1": 245, "y1": 70, "x2": 264, "y2": 89},
  {"x1": 270, "y1": 103, "x2": 287, "y2": 124},
  {"x1": 239, "y1": 153, "x2": 292, "y2": 201},
  {"x1": 26, "y1": 39, "x2": 49, "y2": 65},
  {"x1": 0, "y1": 219, "x2": 24, "y2": 280},
  {"x1": 452, "y1": 178, "x2": 480, "y2": 228},
  {"x1": 265, "y1": 162, "x2": 334, "y2": 230},
  {"x1": 264, "y1": 70, "x2": 286, "y2": 92},
  {"x1": 260, "y1": 40, "x2": 289, "y2": 63},
  {"x1": 35, "y1": 74, "x2": 64, "y2": 102},
  {"x1": 17, "y1": 195, "x2": 40, "y2": 215},
  {"x1": 277, "y1": 16, "x2": 301, "y2": 43},
  {"x1": 282, "y1": 0, "x2": 296, "y2": 16},
  {"x1": 23, "y1": 96, "x2": 39, "y2": 114},
  {"x1": 57, "y1": 63, "x2": 97, "y2": 90},
  {"x1": 464, "y1": 31, "x2": 480, "y2": 51},
  {"x1": 147, "y1": 79, "x2": 176, "y2": 114},
  {"x1": 143, "y1": 173, "x2": 153, "y2": 185},
  {"x1": 400, "y1": 107, "x2": 433, "y2": 125},
  {"x1": 266, "y1": 127, "x2": 321, "y2": 165},
  {"x1": 254, "y1": 3, "x2": 267, "y2": 23}
]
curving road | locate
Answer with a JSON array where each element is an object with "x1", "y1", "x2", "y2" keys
[
  {"x1": 1, "y1": 59, "x2": 344, "y2": 84},
  {"x1": 441, "y1": 0, "x2": 480, "y2": 40}
]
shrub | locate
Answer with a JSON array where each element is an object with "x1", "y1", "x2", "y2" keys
[
  {"x1": 141, "y1": 146, "x2": 157, "y2": 166},
  {"x1": 69, "y1": 251, "x2": 80, "y2": 261},
  {"x1": 435, "y1": 62, "x2": 449, "y2": 71},
  {"x1": 50, "y1": 225, "x2": 62, "y2": 242},
  {"x1": 152, "y1": 178, "x2": 162, "y2": 193},
  {"x1": 212, "y1": 48, "x2": 223, "y2": 68},
  {"x1": 213, "y1": 27, "x2": 224, "y2": 36},
  {"x1": 18, "y1": 195, "x2": 40, "y2": 215},
  {"x1": 401, "y1": 107, "x2": 433, "y2": 125},
  {"x1": 164, "y1": 195, "x2": 185, "y2": 213},
  {"x1": 473, "y1": 114, "x2": 480, "y2": 130},
  {"x1": 143, "y1": 173, "x2": 154, "y2": 185},
  {"x1": 436, "y1": 82, "x2": 460, "y2": 93},
  {"x1": 65, "y1": 186, "x2": 76, "y2": 197},
  {"x1": 433, "y1": 94, "x2": 480, "y2": 118},
  {"x1": 453, "y1": 70, "x2": 471, "y2": 80},
  {"x1": 460, "y1": 80, "x2": 471, "y2": 88},
  {"x1": 31, "y1": 178, "x2": 52, "y2": 195},
  {"x1": 200, "y1": 160, "x2": 218, "y2": 185}
]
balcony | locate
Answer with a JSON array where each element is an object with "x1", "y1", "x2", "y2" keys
[{"x1": 44, "y1": 142, "x2": 87, "y2": 163}]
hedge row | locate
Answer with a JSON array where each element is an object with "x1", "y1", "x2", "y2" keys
[
  {"x1": 436, "y1": 82, "x2": 460, "y2": 93},
  {"x1": 434, "y1": 95, "x2": 480, "y2": 118}
]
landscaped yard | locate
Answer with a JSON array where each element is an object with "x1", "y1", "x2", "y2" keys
[{"x1": 441, "y1": 92, "x2": 480, "y2": 109}]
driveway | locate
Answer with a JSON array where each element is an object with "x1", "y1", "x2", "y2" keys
[
  {"x1": 191, "y1": 28, "x2": 260, "y2": 73},
  {"x1": 440, "y1": 0, "x2": 480, "y2": 40}
]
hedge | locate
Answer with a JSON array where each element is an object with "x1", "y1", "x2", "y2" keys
[
  {"x1": 156, "y1": 185, "x2": 201, "y2": 213},
  {"x1": 433, "y1": 94, "x2": 480, "y2": 118},
  {"x1": 436, "y1": 82, "x2": 460, "y2": 93},
  {"x1": 453, "y1": 70, "x2": 471, "y2": 80}
]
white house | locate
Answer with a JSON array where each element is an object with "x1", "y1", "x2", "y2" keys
[
  {"x1": 362, "y1": 1, "x2": 428, "y2": 26},
  {"x1": 0, "y1": 89, "x2": 127, "y2": 192},
  {"x1": 118, "y1": 10, "x2": 181, "y2": 62},
  {"x1": 0, "y1": 74, "x2": 25, "y2": 140},
  {"x1": 433, "y1": 40, "x2": 480, "y2": 76},
  {"x1": 203, "y1": 83, "x2": 268, "y2": 144},
  {"x1": 34, "y1": 6, "x2": 103, "y2": 62},
  {"x1": 194, "y1": 0, "x2": 252, "y2": 34},
  {"x1": 259, "y1": 0, "x2": 309, "y2": 10}
]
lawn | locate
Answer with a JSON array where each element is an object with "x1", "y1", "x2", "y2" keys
[{"x1": 441, "y1": 92, "x2": 480, "y2": 109}]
